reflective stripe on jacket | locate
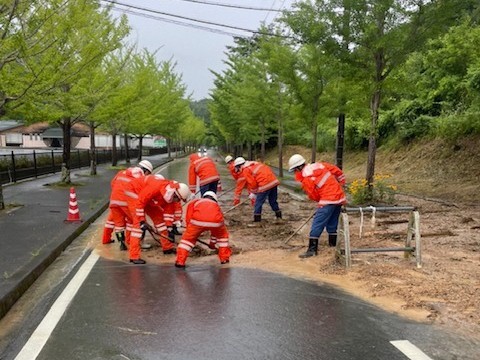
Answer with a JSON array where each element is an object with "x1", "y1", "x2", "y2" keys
[
  {"x1": 185, "y1": 198, "x2": 224, "y2": 228},
  {"x1": 124, "y1": 175, "x2": 179, "y2": 222},
  {"x1": 298, "y1": 163, "x2": 347, "y2": 207},
  {"x1": 188, "y1": 154, "x2": 220, "y2": 191},
  {"x1": 242, "y1": 161, "x2": 280, "y2": 193},
  {"x1": 109, "y1": 167, "x2": 145, "y2": 208}
]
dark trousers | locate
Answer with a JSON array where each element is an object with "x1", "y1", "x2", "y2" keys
[
  {"x1": 200, "y1": 181, "x2": 219, "y2": 196},
  {"x1": 254, "y1": 186, "x2": 280, "y2": 215},
  {"x1": 309, "y1": 205, "x2": 342, "y2": 239}
]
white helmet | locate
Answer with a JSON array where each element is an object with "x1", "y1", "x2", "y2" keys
[
  {"x1": 288, "y1": 154, "x2": 306, "y2": 172},
  {"x1": 203, "y1": 191, "x2": 218, "y2": 202},
  {"x1": 224, "y1": 155, "x2": 233, "y2": 164},
  {"x1": 175, "y1": 183, "x2": 190, "y2": 202},
  {"x1": 138, "y1": 160, "x2": 153, "y2": 174},
  {"x1": 234, "y1": 157, "x2": 246, "y2": 167}
]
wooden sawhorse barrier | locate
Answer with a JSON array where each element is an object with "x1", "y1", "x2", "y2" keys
[{"x1": 336, "y1": 206, "x2": 422, "y2": 268}]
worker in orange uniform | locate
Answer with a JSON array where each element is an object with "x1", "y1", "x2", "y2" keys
[
  {"x1": 188, "y1": 153, "x2": 220, "y2": 196},
  {"x1": 288, "y1": 154, "x2": 347, "y2": 258},
  {"x1": 225, "y1": 155, "x2": 253, "y2": 207},
  {"x1": 175, "y1": 191, "x2": 231, "y2": 268},
  {"x1": 233, "y1": 157, "x2": 281, "y2": 222},
  {"x1": 125, "y1": 175, "x2": 190, "y2": 264},
  {"x1": 105, "y1": 160, "x2": 153, "y2": 251}
]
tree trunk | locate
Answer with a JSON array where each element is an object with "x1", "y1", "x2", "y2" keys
[
  {"x1": 277, "y1": 85, "x2": 284, "y2": 177},
  {"x1": 310, "y1": 95, "x2": 320, "y2": 163},
  {"x1": 124, "y1": 134, "x2": 130, "y2": 165},
  {"x1": 61, "y1": 118, "x2": 72, "y2": 184},
  {"x1": 367, "y1": 89, "x2": 381, "y2": 186},
  {"x1": 260, "y1": 118, "x2": 266, "y2": 162},
  {"x1": 311, "y1": 116, "x2": 318, "y2": 163},
  {"x1": 277, "y1": 113, "x2": 284, "y2": 178},
  {"x1": 137, "y1": 135, "x2": 143, "y2": 161},
  {"x1": 89, "y1": 121, "x2": 97, "y2": 175},
  {"x1": 336, "y1": 113, "x2": 345, "y2": 169},
  {"x1": 0, "y1": 185, "x2": 4, "y2": 210},
  {"x1": 112, "y1": 131, "x2": 118, "y2": 166},
  {"x1": 167, "y1": 137, "x2": 171, "y2": 158}
]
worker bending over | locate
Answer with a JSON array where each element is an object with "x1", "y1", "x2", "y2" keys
[
  {"x1": 175, "y1": 191, "x2": 231, "y2": 268},
  {"x1": 233, "y1": 157, "x2": 281, "y2": 222},
  {"x1": 188, "y1": 153, "x2": 220, "y2": 195},
  {"x1": 288, "y1": 154, "x2": 346, "y2": 258}
]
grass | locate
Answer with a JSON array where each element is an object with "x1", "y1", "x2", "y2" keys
[{"x1": 266, "y1": 134, "x2": 480, "y2": 204}]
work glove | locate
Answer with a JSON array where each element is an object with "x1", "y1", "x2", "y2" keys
[
  {"x1": 140, "y1": 221, "x2": 149, "y2": 232},
  {"x1": 248, "y1": 193, "x2": 257, "y2": 200},
  {"x1": 208, "y1": 241, "x2": 217, "y2": 250},
  {"x1": 233, "y1": 198, "x2": 240, "y2": 206},
  {"x1": 167, "y1": 227, "x2": 175, "y2": 242},
  {"x1": 171, "y1": 225, "x2": 180, "y2": 235},
  {"x1": 173, "y1": 221, "x2": 184, "y2": 235}
]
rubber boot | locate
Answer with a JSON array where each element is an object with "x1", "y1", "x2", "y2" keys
[
  {"x1": 254, "y1": 214, "x2": 262, "y2": 222},
  {"x1": 102, "y1": 225, "x2": 114, "y2": 244},
  {"x1": 299, "y1": 238, "x2": 318, "y2": 258},
  {"x1": 328, "y1": 233, "x2": 337, "y2": 247},
  {"x1": 218, "y1": 247, "x2": 232, "y2": 264},
  {"x1": 275, "y1": 210, "x2": 282, "y2": 219},
  {"x1": 116, "y1": 232, "x2": 128, "y2": 251},
  {"x1": 175, "y1": 247, "x2": 189, "y2": 268}
]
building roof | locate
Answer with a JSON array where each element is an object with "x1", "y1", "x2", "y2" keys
[
  {"x1": 41, "y1": 124, "x2": 90, "y2": 138},
  {"x1": 0, "y1": 120, "x2": 24, "y2": 133}
]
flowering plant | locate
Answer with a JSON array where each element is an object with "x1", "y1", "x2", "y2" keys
[{"x1": 347, "y1": 174, "x2": 397, "y2": 205}]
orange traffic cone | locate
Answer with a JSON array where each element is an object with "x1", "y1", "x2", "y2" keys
[{"x1": 65, "y1": 187, "x2": 82, "y2": 223}]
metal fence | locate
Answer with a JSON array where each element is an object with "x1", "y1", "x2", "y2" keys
[{"x1": 0, "y1": 147, "x2": 170, "y2": 185}]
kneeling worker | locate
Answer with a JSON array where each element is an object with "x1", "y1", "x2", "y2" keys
[{"x1": 175, "y1": 191, "x2": 232, "y2": 268}]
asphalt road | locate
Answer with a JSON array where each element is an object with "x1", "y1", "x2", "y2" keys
[
  {"x1": 8, "y1": 253, "x2": 480, "y2": 360},
  {"x1": 1, "y1": 150, "x2": 479, "y2": 360}
]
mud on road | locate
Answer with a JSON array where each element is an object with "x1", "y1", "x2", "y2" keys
[{"x1": 98, "y1": 187, "x2": 480, "y2": 340}]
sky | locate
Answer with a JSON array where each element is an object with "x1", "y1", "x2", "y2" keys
[{"x1": 108, "y1": 0, "x2": 295, "y2": 101}]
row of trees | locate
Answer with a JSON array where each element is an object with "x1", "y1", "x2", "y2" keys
[
  {"x1": 0, "y1": 0, "x2": 207, "y2": 209},
  {"x1": 208, "y1": 0, "x2": 480, "y2": 186}
]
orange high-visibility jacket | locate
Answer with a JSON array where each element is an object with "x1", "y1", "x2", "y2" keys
[
  {"x1": 163, "y1": 202, "x2": 183, "y2": 227},
  {"x1": 229, "y1": 162, "x2": 247, "y2": 201},
  {"x1": 109, "y1": 167, "x2": 145, "y2": 208},
  {"x1": 188, "y1": 154, "x2": 220, "y2": 192},
  {"x1": 297, "y1": 162, "x2": 347, "y2": 207},
  {"x1": 185, "y1": 198, "x2": 224, "y2": 228},
  {"x1": 124, "y1": 175, "x2": 179, "y2": 222},
  {"x1": 242, "y1": 161, "x2": 280, "y2": 194}
]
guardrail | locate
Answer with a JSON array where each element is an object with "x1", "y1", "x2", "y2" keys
[{"x1": 0, "y1": 147, "x2": 172, "y2": 185}]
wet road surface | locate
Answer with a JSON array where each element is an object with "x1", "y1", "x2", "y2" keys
[{"x1": 13, "y1": 255, "x2": 473, "y2": 360}]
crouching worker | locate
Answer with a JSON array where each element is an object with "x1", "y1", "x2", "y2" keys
[{"x1": 175, "y1": 191, "x2": 232, "y2": 268}]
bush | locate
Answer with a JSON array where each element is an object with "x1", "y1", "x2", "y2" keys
[
  {"x1": 347, "y1": 174, "x2": 397, "y2": 205},
  {"x1": 398, "y1": 115, "x2": 434, "y2": 144},
  {"x1": 434, "y1": 112, "x2": 480, "y2": 141}
]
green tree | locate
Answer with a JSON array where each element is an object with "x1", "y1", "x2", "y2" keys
[{"x1": 15, "y1": 0, "x2": 129, "y2": 183}]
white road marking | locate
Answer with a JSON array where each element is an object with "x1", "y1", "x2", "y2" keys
[
  {"x1": 390, "y1": 340, "x2": 433, "y2": 360},
  {"x1": 14, "y1": 252, "x2": 99, "y2": 360}
]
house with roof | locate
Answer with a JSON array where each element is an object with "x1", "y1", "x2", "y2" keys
[{"x1": 0, "y1": 120, "x2": 163, "y2": 149}]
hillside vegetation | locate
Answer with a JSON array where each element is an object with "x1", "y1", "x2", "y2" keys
[{"x1": 268, "y1": 135, "x2": 480, "y2": 204}]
